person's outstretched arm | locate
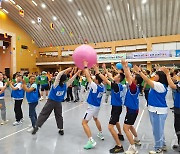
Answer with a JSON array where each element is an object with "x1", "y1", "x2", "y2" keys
[{"x1": 67, "y1": 70, "x2": 81, "y2": 87}]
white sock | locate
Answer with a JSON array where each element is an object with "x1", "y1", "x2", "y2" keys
[
  {"x1": 130, "y1": 144, "x2": 136, "y2": 150},
  {"x1": 134, "y1": 136, "x2": 139, "y2": 141},
  {"x1": 89, "y1": 137, "x2": 94, "y2": 142}
]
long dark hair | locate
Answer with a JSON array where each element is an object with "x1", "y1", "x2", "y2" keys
[
  {"x1": 59, "y1": 74, "x2": 67, "y2": 86},
  {"x1": 156, "y1": 71, "x2": 168, "y2": 87}
]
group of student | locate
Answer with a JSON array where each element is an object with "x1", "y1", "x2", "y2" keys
[{"x1": 0, "y1": 60, "x2": 179, "y2": 154}]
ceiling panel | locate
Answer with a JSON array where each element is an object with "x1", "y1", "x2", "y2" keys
[{"x1": 1, "y1": 0, "x2": 179, "y2": 47}]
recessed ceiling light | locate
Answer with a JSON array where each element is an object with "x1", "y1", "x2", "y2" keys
[
  {"x1": 106, "y1": 4, "x2": 111, "y2": 11},
  {"x1": 77, "y1": 10, "x2": 82, "y2": 16},
  {"x1": 4, "y1": 0, "x2": 9, "y2": 2},
  {"x1": 53, "y1": 16, "x2": 57, "y2": 21},
  {"x1": 31, "y1": 20, "x2": 36, "y2": 24},
  {"x1": 41, "y1": 3, "x2": 46, "y2": 8},
  {"x1": 68, "y1": 0, "x2": 73, "y2": 2},
  {"x1": 2, "y1": 9, "x2": 9, "y2": 14},
  {"x1": 142, "y1": 0, "x2": 147, "y2": 4},
  {"x1": 9, "y1": 0, "x2": 16, "y2": 5},
  {"x1": 32, "y1": 0, "x2": 37, "y2": 6},
  {"x1": 16, "y1": 5, "x2": 22, "y2": 10}
]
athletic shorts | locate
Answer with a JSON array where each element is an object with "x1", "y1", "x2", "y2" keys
[
  {"x1": 83, "y1": 105, "x2": 100, "y2": 121},
  {"x1": 41, "y1": 84, "x2": 49, "y2": 91},
  {"x1": 124, "y1": 112, "x2": 138, "y2": 125},
  {"x1": 109, "y1": 106, "x2": 122, "y2": 125}
]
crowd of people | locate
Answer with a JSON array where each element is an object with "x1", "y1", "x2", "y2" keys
[{"x1": 0, "y1": 61, "x2": 179, "y2": 154}]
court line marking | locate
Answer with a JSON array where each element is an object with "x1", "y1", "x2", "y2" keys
[{"x1": 0, "y1": 103, "x2": 83, "y2": 141}]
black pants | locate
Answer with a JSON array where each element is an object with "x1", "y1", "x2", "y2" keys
[
  {"x1": 174, "y1": 113, "x2": 180, "y2": 145},
  {"x1": 14, "y1": 99, "x2": 23, "y2": 122},
  {"x1": 144, "y1": 89, "x2": 150, "y2": 105},
  {"x1": 36, "y1": 99, "x2": 63, "y2": 129},
  {"x1": 66, "y1": 87, "x2": 73, "y2": 101}
]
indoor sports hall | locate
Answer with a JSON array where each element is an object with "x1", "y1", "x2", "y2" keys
[{"x1": 0, "y1": 0, "x2": 180, "y2": 154}]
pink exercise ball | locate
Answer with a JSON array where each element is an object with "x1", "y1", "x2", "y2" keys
[{"x1": 72, "y1": 44, "x2": 97, "y2": 69}]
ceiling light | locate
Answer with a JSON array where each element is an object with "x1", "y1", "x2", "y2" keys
[
  {"x1": 68, "y1": 0, "x2": 73, "y2": 2},
  {"x1": 4, "y1": 0, "x2": 9, "y2": 2},
  {"x1": 9, "y1": 0, "x2": 15, "y2": 5},
  {"x1": 2, "y1": 9, "x2": 9, "y2": 14},
  {"x1": 41, "y1": 3, "x2": 46, "y2": 8},
  {"x1": 132, "y1": 14, "x2": 135, "y2": 20},
  {"x1": 53, "y1": 16, "x2": 57, "y2": 21},
  {"x1": 142, "y1": 0, "x2": 147, "y2": 4},
  {"x1": 16, "y1": 5, "x2": 22, "y2": 10},
  {"x1": 77, "y1": 10, "x2": 82, "y2": 16},
  {"x1": 106, "y1": 4, "x2": 111, "y2": 11},
  {"x1": 31, "y1": 20, "x2": 35, "y2": 24},
  {"x1": 32, "y1": 0, "x2": 37, "y2": 6}
]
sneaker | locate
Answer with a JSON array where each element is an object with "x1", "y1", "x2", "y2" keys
[
  {"x1": 109, "y1": 145, "x2": 124, "y2": 153},
  {"x1": 172, "y1": 144, "x2": 179, "y2": 149},
  {"x1": 32, "y1": 127, "x2": 39, "y2": 135},
  {"x1": 46, "y1": 96, "x2": 48, "y2": 100},
  {"x1": 1, "y1": 120, "x2": 9, "y2": 125},
  {"x1": 74, "y1": 100, "x2": 78, "y2": 103},
  {"x1": 134, "y1": 140, "x2": 141, "y2": 146},
  {"x1": 149, "y1": 149, "x2": 163, "y2": 154},
  {"x1": 27, "y1": 127, "x2": 34, "y2": 133},
  {"x1": 59, "y1": 129, "x2": 64, "y2": 135},
  {"x1": 20, "y1": 118, "x2": 24, "y2": 122},
  {"x1": 162, "y1": 145, "x2": 167, "y2": 151},
  {"x1": 118, "y1": 134, "x2": 125, "y2": 141},
  {"x1": 13, "y1": 121, "x2": 21, "y2": 126},
  {"x1": 84, "y1": 140, "x2": 96, "y2": 150},
  {"x1": 97, "y1": 132, "x2": 104, "y2": 140},
  {"x1": 172, "y1": 145, "x2": 180, "y2": 152},
  {"x1": 39, "y1": 97, "x2": 43, "y2": 101},
  {"x1": 170, "y1": 107, "x2": 174, "y2": 110},
  {"x1": 125, "y1": 146, "x2": 138, "y2": 154}
]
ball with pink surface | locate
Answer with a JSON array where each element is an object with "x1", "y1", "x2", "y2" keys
[{"x1": 72, "y1": 45, "x2": 97, "y2": 69}]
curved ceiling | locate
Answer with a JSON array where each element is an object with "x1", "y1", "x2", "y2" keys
[{"x1": 1, "y1": 0, "x2": 180, "y2": 47}]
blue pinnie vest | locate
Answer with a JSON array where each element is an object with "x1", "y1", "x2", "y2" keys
[
  {"x1": 87, "y1": 84, "x2": 104, "y2": 107},
  {"x1": 111, "y1": 83, "x2": 123, "y2": 106},
  {"x1": 12, "y1": 83, "x2": 24, "y2": 99},
  {"x1": 26, "y1": 83, "x2": 39, "y2": 103},
  {"x1": 148, "y1": 84, "x2": 168, "y2": 107},
  {"x1": 124, "y1": 86, "x2": 140, "y2": 110},
  {"x1": 48, "y1": 84, "x2": 67, "y2": 102}
]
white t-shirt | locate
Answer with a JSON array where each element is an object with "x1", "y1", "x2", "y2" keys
[
  {"x1": 14, "y1": 83, "x2": 22, "y2": 90},
  {"x1": 89, "y1": 82, "x2": 98, "y2": 93},
  {"x1": 148, "y1": 81, "x2": 168, "y2": 114}
]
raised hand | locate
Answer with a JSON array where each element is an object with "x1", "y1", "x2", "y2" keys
[
  {"x1": 160, "y1": 66, "x2": 169, "y2": 75},
  {"x1": 83, "y1": 60, "x2": 88, "y2": 67},
  {"x1": 133, "y1": 65, "x2": 141, "y2": 73},
  {"x1": 121, "y1": 59, "x2": 128, "y2": 67},
  {"x1": 102, "y1": 63, "x2": 106, "y2": 69},
  {"x1": 93, "y1": 64, "x2": 100, "y2": 74}
]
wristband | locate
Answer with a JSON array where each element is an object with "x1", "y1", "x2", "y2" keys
[{"x1": 84, "y1": 66, "x2": 88, "y2": 69}]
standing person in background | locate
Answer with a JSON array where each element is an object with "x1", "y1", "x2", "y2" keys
[
  {"x1": 23, "y1": 72, "x2": 29, "y2": 84},
  {"x1": 47, "y1": 72, "x2": 52, "y2": 87},
  {"x1": 142, "y1": 70, "x2": 151, "y2": 106},
  {"x1": 0, "y1": 72, "x2": 8, "y2": 125},
  {"x1": 104, "y1": 77, "x2": 111, "y2": 104},
  {"x1": 8, "y1": 75, "x2": 24, "y2": 126},
  {"x1": 134, "y1": 65, "x2": 168, "y2": 154},
  {"x1": 65, "y1": 68, "x2": 74, "y2": 102},
  {"x1": 39, "y1": 71, "x2": 49, "y2": 101},
  {"x1": 161, "y1": 67, "x2": 180, "y2": 152},
  {"x1": 22, "y1": 75, "x2": 39, "y2": 132},
  {"x1": 80, "y1": 73, "x2": 88, "y2": 103},
  {"x1": 73, "y1": 72, "x2": 80, "y2": 103}
]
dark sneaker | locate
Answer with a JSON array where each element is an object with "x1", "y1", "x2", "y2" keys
[
  {"x1": 172, "y1": 145, "x2": 180, "y2": 152},
  {"x1": 109, "y1": 145, "x2": 124, "y2": 153},
  {"x1": 59, "y1": 129, "x2": 64, "y2": 135},
  {"x1": 118, "y1": 134, "x2": 124, "y2": 141},
  {"x1": 32, "y1": 127, "x2": 39, "y2": 135}
]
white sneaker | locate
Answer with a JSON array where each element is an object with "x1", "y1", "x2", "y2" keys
[
  {"x1": 149, "y1": 149, "x2": 163, "y2": 154},
  {"x1": 39, "y1": 97, "x2": 43, "y2": 101},
  {"x1": 20, "y1": 118, "x2": 24, "y2": 122},
  {"x1": 27, "y1": 127, "x2": 34, "y2": 133},
  {"x1": 125, "y1": 146, "x2": 138, "y2": 154},
  {"x1": 28, "y1": 124, "x2": 32, "y2": 127},
  {"x1": 13, "y1": 121, "x2": 22, "y2": 126},
  {"x1": 1, "y1": 120, "x2": 9, "y2": 125},
  {"x1": 46, "y1": 96, "x2": 48, "y2": 100},
  {"x1": 134, "y1": 140, "x2": 141, "y2": 146},
  {"x1": 97, "y1": 132, "x2": 104, "y2": 140}
]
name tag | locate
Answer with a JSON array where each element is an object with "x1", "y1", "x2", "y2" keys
[
  {"x1": 97, "y1": 92, "x2": 103, "y2": 98},
  {"x1": 56, "y1": 91, "x2": 64, "y2": 96}
]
